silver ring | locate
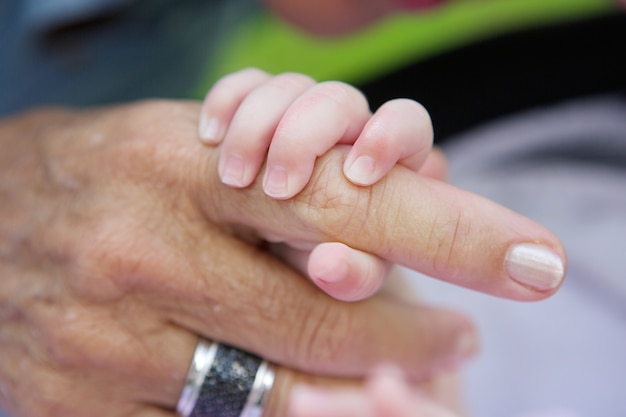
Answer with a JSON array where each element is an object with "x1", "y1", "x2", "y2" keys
[{"x1": 177, "y1": 339, "x2": 275, "y2": 417}]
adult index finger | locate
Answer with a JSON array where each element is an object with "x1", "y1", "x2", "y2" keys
[{"x1": 210, "y1": 147, "x2": 566, "y2": 301}]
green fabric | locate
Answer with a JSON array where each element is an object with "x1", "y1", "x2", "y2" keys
[{"x1": 199, "y1": 0, "x2": 614, "y2": 94}]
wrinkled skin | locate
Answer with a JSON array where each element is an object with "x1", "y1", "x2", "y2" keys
[{"x1": 0, "y1": 100, "x2": 563, "y2": 416}]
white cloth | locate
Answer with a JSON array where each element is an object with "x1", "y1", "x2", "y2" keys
[{"x1": 406, "y1": 94, "x2": 626, "y2": 417}]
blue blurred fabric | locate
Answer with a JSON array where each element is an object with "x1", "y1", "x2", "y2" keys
[
  {"x1": 0, "y1": 1, "x2": 255, "y2": 416},
  {"x1": 0, "y1": 0, "x2": 258, "y2": 116}
]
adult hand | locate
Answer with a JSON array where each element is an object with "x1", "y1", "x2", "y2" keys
[
  {"x1": 0, "y1": 100, "x2": 563, "y2": 417},
  {"x1": 198, "y1": 67, "x2": 445, "y2": 302}
]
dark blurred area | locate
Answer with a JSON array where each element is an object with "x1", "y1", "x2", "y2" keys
[{"x1": 358, "y1": 13, "x2": 626, "y2": 143}]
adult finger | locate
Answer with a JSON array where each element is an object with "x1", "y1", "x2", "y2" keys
[
  {"x1": 343, "y1": 98, "x2": 433, "y2": 186},
  {"x1": 0, "y1": 101, "x2": 472, "y2": 417},
  {"x1": 139, "y1": 224, "x2": 477, "y2": 381},
  {"x1": 72, "y1": 217, "x2": 476, "y2": 405},
  {"x1": 93, "y1": 100, "x2": 551, "y2": 378},
  {"x1": 207, "y1": 147, "x2": 567, "y2": 301},
  {"x1": 35, "y1": 100, "x2": 475, "y2": 380}
]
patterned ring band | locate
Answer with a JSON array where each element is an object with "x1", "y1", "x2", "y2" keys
[{"x1": 177, "y1": 339, "x2": 276, "y2": 417}]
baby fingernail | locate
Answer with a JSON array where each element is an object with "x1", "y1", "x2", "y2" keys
[
  {"x1": 199, "y1": 116, "x2": 222, "y2": 144},
  {"x1": 505, "y1": 243, "x2": 565, "y2": 291},
  {"x1": 263, "y1": 166, "x2": 289, "y2": 199},
  {"x1": 345, "y1": 155, "x2": 376, "y2": 185},
  {"x1": 220, "y1": 154, "x2": 245, "y2": 187}
]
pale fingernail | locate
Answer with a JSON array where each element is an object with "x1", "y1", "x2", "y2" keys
[
  {"x1": 220, "y1": 154, "x2": 245, "y2": 187},
  {"x1": 198, "y1": 116, "x2": 222, "y2": 144},
  {"x1": 505, "y1": 243, "x2": 565, "y2": 291},
  {"x1": 263, "y1": 166, "x2": 289, "y2": 198},
  {"x1": 345, "y1": 155, "x2": 376, "y2": 185}
]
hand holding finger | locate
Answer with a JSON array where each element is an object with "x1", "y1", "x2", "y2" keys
[
  {"x1": 344, "y1": 98, "x2": 434, "y2": 186},
  {"x1": 199, "y1": 71, "x2": 447, "y2": 303},
  {"x1": 269, "y1": 146, "x2": 448, "y2": 301},
  {"x1": 210, "y1": 147, "x2": 566, "y2": 300},
  {"x1": 0, "y1": 102, "x2": 478, "y2": 417},
  {"x1": 303, "y1": 146, "x2": 448, "y2": 302}
]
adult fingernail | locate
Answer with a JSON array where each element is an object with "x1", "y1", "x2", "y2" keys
[
  {"x1": 220, "y1": 154, "x2": 245, "y2": 187},
  {"x1": 199, "y1": 116, "x2": 222, "y2": 144},
  {"x1": 263, "y1": 166, "x2": 289, "y2": 198},
  {"x1": 505, "y1": 243, "x2": 565, "y2": 291},
  {"x1": 345, "y1": 155, "x2": 376, "y2": 185}
]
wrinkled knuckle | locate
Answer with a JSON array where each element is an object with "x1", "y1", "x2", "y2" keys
[
  {"x1": 71, "y1": 220, "x2": 153, "y2": 301},
  {"x1": 294, "y1": 302, "x2": 354, "y2": 367},
  {"x1": 427, "y1": 209, "x2": 472, "y2": 278},
  {"x1": 302, "y1": 162, "x2": 346, "y2": 211},
  {"x1": 296, "y1": 157, "x2": 371, "y2": 239}
]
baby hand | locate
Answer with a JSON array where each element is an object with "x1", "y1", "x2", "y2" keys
[
  {"x1": 199, "y1": 68, "x2": 435, "y2": 197},
  {"x1": 199, "y1": 68, "x2": 440, "y2": 301}
]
